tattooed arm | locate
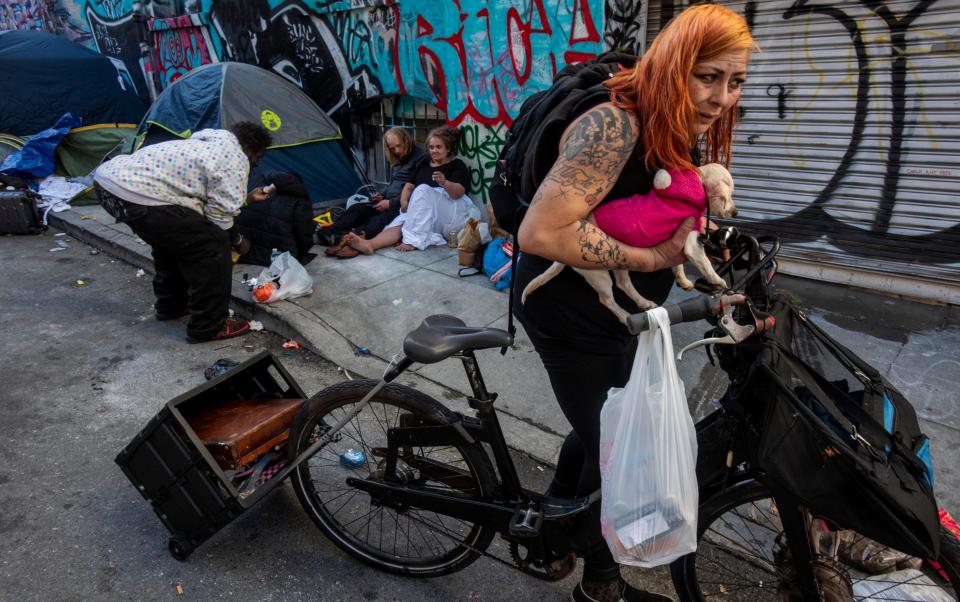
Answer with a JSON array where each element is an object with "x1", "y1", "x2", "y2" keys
[{"x1": 517, "y1": 103, "x2": 693, "y2": 271}]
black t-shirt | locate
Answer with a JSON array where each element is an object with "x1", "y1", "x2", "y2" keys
[
  {"x1": 512, "y1": 141, "x2": 677, "y2": 355},
  {"x1": 410, "y1": 158, "x2": 470, "y2": 190}
]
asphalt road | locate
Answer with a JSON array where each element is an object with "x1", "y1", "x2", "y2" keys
[{"x1": 0, "y1": 229, "x2": 678, "y2": 601}]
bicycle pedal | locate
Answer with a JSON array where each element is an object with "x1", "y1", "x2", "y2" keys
[{"x1": 509, "y1": 504, "x2": 543, "y2": 538}]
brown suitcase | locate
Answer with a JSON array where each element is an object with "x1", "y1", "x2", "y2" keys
[{"x1": 189, "y1": 395, "x2": 305, "y2": 470}]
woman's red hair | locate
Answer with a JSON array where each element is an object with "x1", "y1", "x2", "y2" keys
[{"x1": 606, "y1": 3, "x2": 755, "y2": 171}]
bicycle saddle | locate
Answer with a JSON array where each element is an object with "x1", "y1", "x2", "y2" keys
[{"x1": 403, "y1": 314, "x2": 513, "y2": 364}]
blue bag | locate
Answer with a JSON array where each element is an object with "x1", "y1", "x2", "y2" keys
[{"x1": 483, "y1": 237, "x2": 514, "y2": 291}]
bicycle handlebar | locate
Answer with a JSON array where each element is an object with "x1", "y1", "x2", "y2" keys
[{"x1": 626, "y1": 294, "x2": 747, "y2": 335}]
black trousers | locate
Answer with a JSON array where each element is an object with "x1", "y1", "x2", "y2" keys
[
  {"x1": 331, "y1": 202, "x2": 399, "y2": 239},
  {"x1": 530, "y1": 335, "x2": 639, "y2": 583},
  {"x1": 97, "y1": 184, "x2": 233, "y2": 340}
]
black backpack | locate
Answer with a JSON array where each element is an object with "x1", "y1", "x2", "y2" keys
[
  {"x1": 488, "y1": 52, "x2": 638, "y2": 235},
  {"x1": 489, "y1": 53, "x2": 637, "y2": 340}
]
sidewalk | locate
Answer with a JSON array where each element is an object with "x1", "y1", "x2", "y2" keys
[{"x1": 50, "y1": 206, "x2": 960, "y2": 509}]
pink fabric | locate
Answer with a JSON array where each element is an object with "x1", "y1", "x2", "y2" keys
[{"x1": 593, "y1": 168, "x2": 706, "y2": 247}]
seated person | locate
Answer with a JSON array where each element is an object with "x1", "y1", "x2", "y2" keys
[
  {"x1": 344, "y1": 126, "x2": 471, "y2": 255},
  {"x1": 234, "y1": 171, "x2": 316, "y2": 266},
  {"x1": 325, "y1": 127, "x2": 426, "y2": 258}
]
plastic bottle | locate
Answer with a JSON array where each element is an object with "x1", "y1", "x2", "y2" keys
[{"x1": 340, "y1": 449, "x2": 365, "y2": 468}]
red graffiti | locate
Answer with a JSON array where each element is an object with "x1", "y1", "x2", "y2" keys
[{"x1": 397, "y1": 0, "x2": 601, "y2": 128}]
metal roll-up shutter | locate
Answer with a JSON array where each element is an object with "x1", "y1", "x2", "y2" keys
[
  {"x1": 643, "y1": 1, "x2": 960, "y2": 301},
  {"x1": 717, "y1": 0, "x2": 960, "y2": 301}
]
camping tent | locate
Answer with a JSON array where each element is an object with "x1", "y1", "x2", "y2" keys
[
  {"x1": 0, "y1": 30, "x2": 147, "y2": 176},
  {"x1": 139, "y1": 62, "x2": 361, "y2": 204}
]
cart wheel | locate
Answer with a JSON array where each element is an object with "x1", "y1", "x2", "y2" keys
[{"x1": 168, "y1": 538, "x2": 194, "y2": 561}]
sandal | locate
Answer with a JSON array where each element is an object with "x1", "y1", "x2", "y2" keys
[
  {"x1": 324, "y1": 235, "x2": 346, "y2": 256},
  {"x1": 334, "y1": 245, "x2": 360, "y2": 259}
]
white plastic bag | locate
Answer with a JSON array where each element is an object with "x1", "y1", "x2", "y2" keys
[
  {"x1": 598, "y1": 307, "x2": 698, "y2": 567},
  {"x1": 253, "y1": 251, "x2": 313, "y2": 303}
]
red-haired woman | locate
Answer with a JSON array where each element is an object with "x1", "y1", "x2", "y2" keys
[{"x1": 513, "y1": 5, "x2": 754, "y2": 601}]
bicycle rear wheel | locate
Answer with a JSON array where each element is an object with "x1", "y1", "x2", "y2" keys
[
  {"x1": 671, "y1": 479, "x2": 960, "y2": 601},
  {"x1": 289, "y1": 380, "x2": 497, "y2": 577}
]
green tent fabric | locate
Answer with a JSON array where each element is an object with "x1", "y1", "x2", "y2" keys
[{"x1": 54, "y1": 125, "x2": 137, "y2": 177}]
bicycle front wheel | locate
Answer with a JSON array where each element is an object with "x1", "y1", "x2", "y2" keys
[
  {"x1": 289, "y1": 379, "x2": 498, "y2": 577},
  {"x1": 671, "y1": 479, "x2": 960, "y2": 601}
]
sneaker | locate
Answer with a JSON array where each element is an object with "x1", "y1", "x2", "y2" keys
[
  {"x1": 186, "y1": 318, "x2": 251, "y2": 344},
  {"x1": 571, "y1": 579, "x2": 673, "y2": 602}
]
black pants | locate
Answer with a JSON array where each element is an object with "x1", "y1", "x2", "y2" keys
[
  {"x1": 531, "y1": 335, "x2": 639, "y2": 583},
  {"x1": 96, "y1": 185, "x2": 232, "y2": 340},
  {"x1": 331, "y1": 202, "x2": 399, "y2": 239}
]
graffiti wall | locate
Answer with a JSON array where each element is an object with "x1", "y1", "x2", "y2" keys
[
  {"x1": 0, "y1": 0, "x2": 87, "y2": 39},
  {"x1": 31, "y1": 0, "x2": 611, "y2": 199},
  {"x1": 150, "y1": 13, "x2": 214, "y2": 88}
]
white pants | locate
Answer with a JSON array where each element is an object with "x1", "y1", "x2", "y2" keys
[{"x1": 387, "y1": 184, "x2": 474, "y2": 249}]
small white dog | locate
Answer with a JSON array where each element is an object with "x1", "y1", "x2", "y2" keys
[{"x1": 521, "y1": 163, "x2": 736, "y2": 324}]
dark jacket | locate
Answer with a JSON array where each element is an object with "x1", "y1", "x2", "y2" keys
[
  {"x1": 235, "y1": 171, "x2": 316, "y2": 267},
  {"x1": 385, "y1": 146, "x2": 427, "y2": 210}
]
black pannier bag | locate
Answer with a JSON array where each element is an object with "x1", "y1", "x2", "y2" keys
[{"x1": 746, "y1": 295, "x2": 939, "y2": 559}]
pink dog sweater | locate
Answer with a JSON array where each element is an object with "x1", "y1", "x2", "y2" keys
[{"x1": 593, "y1": 168, "x2": 705, "y2": 247}]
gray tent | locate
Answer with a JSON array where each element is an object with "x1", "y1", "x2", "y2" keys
[{"x1": 140, "y1": 62, "x2": 361, "y2": 202}]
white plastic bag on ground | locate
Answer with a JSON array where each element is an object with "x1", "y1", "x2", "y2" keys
[
  {"x1": 253, "y1": 251, "x2": 313, "y2": 303},
  {"x1": 598, "y1": 306, "x2": 698, "y2": 567}
]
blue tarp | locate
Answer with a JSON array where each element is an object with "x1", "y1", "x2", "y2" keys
[{"x1": 0, "y1": 113, "x2": 81, "y2": 180}]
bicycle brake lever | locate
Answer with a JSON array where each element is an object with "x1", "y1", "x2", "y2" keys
[
  {"x1": 676, "y1": 302, "x2": 755, "y2": 362},
  {"x1": 677, "y1": 334, "x2": 735, "y2": 361}
]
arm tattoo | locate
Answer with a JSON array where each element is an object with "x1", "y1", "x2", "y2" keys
[
  {"x1": 543, "y1": 106, "x2": 635, "y2": 208},
  {"x1": 577, "y1": 219, "x2": 628, "y2": 269}
]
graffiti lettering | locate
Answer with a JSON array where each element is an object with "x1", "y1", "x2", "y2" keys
[
  {"x1": 152, "y1": 16, "x2": 214, "y2": 88},
  {"x1": 457, "y1": 123, "x2": 506, "y2": 203},
  {"x1": 733, "y1": 0, "x2": 958, "y2": 265},
  {"x1": 603, "y1": 0, "x2": 646, "y2": 54},
  {"x1": 406, "y1": 0, "x2": 602, "y2": 128}
]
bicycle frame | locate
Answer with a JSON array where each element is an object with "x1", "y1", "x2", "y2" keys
[{"x1": 313, "y1": 349, "x2": 606, "y2": 567}]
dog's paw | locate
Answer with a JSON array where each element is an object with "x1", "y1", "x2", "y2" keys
[
  {"x1": 705, "y1": 275, "x2": 728, "y2": 289},
  {"x1": 676, "y1": 277, "x2": 696, "y2": 291},
  {"x1": 636, "y1": 299, "x2": 658, "y2": 311}
]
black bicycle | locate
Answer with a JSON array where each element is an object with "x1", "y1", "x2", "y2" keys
[{"x1": 286, "y1": 231, "x2": 960, "y2": 600}]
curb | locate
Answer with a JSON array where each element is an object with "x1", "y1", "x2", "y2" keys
[{"x1": 49, "y1": 208, "x2": 565, "y2": 467}]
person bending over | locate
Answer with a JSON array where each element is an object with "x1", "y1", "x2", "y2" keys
[
  {"x1": 343, "y1": 126, "x2": 472, "y2": 255},
  {"x1": 513, "y1": 5, "x2": 754, "y2": 601},
  {"x1": 94, "y1": 122, "x2": 273, "y2": 343}
]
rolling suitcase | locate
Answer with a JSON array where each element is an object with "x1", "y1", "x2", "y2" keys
[
  {"x1": 0, "y1": 190, "x2": 43, "y2": 234},
  {"x1": 189, "y1": 394, "x2": 305, "y2": 470}
]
